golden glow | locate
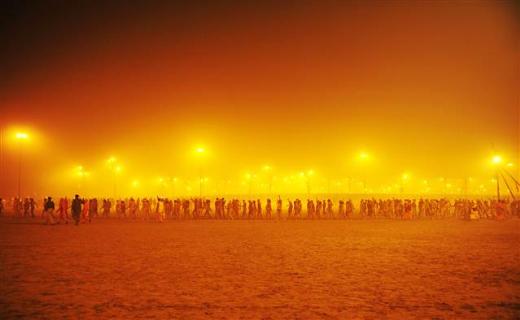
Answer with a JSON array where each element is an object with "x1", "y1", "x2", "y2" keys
[
  {"x1": 74, "y1": 165, "x2": 90, "y2": 178},
  {"x1": 107, "y1": 156, "x2": 117, "y2": 164},
  {"x1": 15, "y1": 132, "x2": 29, "y2": 140},
  {"x1": 491, "y1": 155, "x2": 503, "y2": 165},
  {"x1": 0, "y1": 2, "x2": 517, "y2": 199},
  {"x1": 358, "y1": 151, "x2": 370, "y2": 161}
]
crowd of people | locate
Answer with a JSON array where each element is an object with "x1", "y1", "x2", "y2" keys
[{"x1": 0, "y1": 196, "x2": 519, "y2": 225}]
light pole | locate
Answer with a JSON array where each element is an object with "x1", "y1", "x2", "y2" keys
[
  {"x1": 401, "y1": 172, "x2": 410, "y2": 194},
  {"x1": 263, "y1": 165, "x2": 272, "y2": 194},
  {"x1": 0, "y1": 126, "x2": 3, "y2": 195},
  {"x1": 15, "y1": 132, "x2": 29, "y2": 199},
  {"x1": 114, "y1": 165, "x2": 122, "y2": 198},
  {"x1": 106, "y1": 156, "x2": 120, "y2": 199},
  {"x1": 245, "y1": 173, "x2": 253, "y2": 200},
  {"x1": 492, "y1": 155, "x2": 502, "y2": 200},
  {"x1": 172, "y1": 177, "x2": 178, "y2": 198},
  {"x1": 357, "y1": 151, "x2": 370, "y2": 194},
  {"x1": 306, "y1": 170, "x2": 314, "y2": 197},
  {"x1": 194, "y1": 146, "x2": 205, "y2": 198}
]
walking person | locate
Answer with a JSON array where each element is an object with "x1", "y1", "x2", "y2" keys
[
  {"x1": 71, "y1": 194, "x2": 83, "y2": 226},
  {"x1": 43, "y1": 197, "x2": 56, "y2": 225}
]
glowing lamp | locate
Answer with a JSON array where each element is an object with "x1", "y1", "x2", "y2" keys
[
  {"x1": 491, "y1": 155, "x2": 502, "y2": 165},
  {"x1": 358, "y1": 151, "x2": 369, "y2": 160},
  {"x1": 15, "y1": 132, "x2": 29, "y2": 140},
  {"x1": 107, "y1": 156, "x2": 117, "y2": 164}
]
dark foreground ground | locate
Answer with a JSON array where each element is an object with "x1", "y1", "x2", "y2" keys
[{"x1": 0, "y1": 218, "x2": 519, "y2": 319}]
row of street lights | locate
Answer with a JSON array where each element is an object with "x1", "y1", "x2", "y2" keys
[{"x1": 1, "y1": 130, "x2": 516, "y2": 198}]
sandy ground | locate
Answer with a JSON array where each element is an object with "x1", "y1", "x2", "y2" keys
[{"x1": 0, "y1": 218, "x2": 519, "y2": 319}]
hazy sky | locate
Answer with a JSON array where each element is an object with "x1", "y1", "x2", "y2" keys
[{"x1": 1, "y1": 1, "x2": 519, "y2": 197}]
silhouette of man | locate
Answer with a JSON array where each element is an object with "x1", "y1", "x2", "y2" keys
[{"x1": 71, "y1": 194, "x2": 83, "y2": 225}]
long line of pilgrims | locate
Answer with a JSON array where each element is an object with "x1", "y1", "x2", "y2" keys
[{"x1": 1, "y1": 196, "x2": 518, "y2": 223}]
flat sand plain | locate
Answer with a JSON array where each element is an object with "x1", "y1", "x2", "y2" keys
[{"x1": 0, "y1": 218, "x2": 519, "y2": 319}]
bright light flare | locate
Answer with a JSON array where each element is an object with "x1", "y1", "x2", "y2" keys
[
  {"x1": 74, "y1": 165, "x2": 91, "y2": 178},
  {"x1": 15, "y1": 132, "x2": 29, "y2": 140},
  {"x1": 106, "y1": 156, "x2": 117, "y2": 164},
  {"x1": 491, "y1": 155, "x2": 503, "y2": 165},
  {"x1": 358, "y1": 151, "x2": 369, "y2": 161}
]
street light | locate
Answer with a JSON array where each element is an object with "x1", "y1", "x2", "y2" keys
[
  {"x1": 106, "y1": 155, "x2": 124, "y2": 198},
  {"x1": 114, "y1": 165, "x2": 123, "y2": 198},
  {"x1": 491, "y1": 154, "x2": 502, "y2": 200},
  {"x1": 263, "y1": 165, "x2": 273, "y2": 194},
  {"x1": 358, "y1": 151, "x2": 369, "y2": 161},
  {"x1": 401, "y1": 172, "x2": 410, "y2": 194},
  {"x1": 194, "y1": 145, "x2": 206, "y2": 197},
  {"x1": 15, "y1": 132, "x2": 28, "y2": 140},
  {"x1": 306, "y1": 169, "x2": 314, "y2": 196},
  {"x1": 245, "y1": 172, "x2": 254, "y2": 199},
  {"x1": 15, "y1": 132, "x2": 29, "y2": 198},
  {"x1": 356, "y1": 151, "x2": 371, "y2": 193},
  {"x1": 74, "y1": 165, "x2": 91, "y2": 194}
]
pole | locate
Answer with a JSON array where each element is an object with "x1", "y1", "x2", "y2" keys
[
  {"x1": 113, "y1": 172, "x2": 116, "y2": 199},
  {"x1": 17, "y1": 143, "x2": 22, "y2": 199},
  {"x1": 496, "y1": 169, "x2": 500, "y2": 200},
  {"x1": 199, "y1": 166, "x2": 202, "y2": 198},
  {"x1": 0, "y1": 127, "x2": 3, "y2": 195},
  {"x1": 0, "y1": 127, "x2": 5, "y2": 197}
]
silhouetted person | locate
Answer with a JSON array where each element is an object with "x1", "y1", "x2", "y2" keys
[
  {"x1": 43, "y1": 197, "x2": 56, "y2": 225},
  {"x1": 29, "y1": 198, "x2": 36, "y2": 218},
  {"x1": 71, "y1": 194, "x2": 83, "y2": 225}
]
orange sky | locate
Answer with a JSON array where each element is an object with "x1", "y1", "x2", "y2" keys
[{"x1": 1, "y1": 1, "x2": 519, "y2": 197}]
